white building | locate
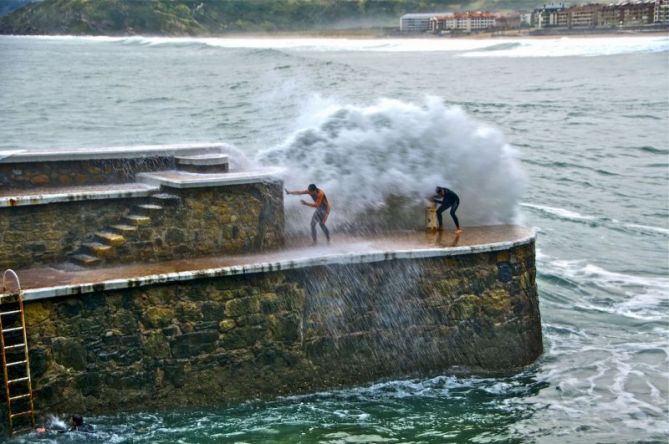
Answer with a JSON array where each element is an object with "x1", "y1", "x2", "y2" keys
[
  {"x1": 444, "y1": 12, "x2": 497, "y2": 31},
  {"x1": 533, "y1": 2, "x2": 566, "y2": 28},
  {"x1": 400, "y1": 12, "x2": 452, "y2": 32}
]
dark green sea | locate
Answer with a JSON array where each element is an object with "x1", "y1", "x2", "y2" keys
[{"x1": 0, "y1": 35, "x2": 668, "y2": 443}]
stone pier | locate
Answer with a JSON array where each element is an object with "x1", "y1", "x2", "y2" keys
[{"x1": 0, "y1": 145, "x2": 542, "y2": 435}]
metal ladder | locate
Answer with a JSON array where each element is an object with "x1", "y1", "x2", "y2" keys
[{"x1": 0, "y1": 270, "x2": 35, "y2": 436}]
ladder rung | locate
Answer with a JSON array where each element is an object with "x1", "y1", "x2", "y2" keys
[
  {"x1": 11, "y1": 426, "x2": 35, "y2": 435},
  {"x1": 9, "y1": 393, "x2": 30, "y2": 401},
  {"x1": 0, "y1": 310, "x2": 21, "y2": 316},
  {"x1": 4, "y1": 343, "x2": 25, "y2": 350},
  {"x1": 8, "y1": 377, "x2": 30, "y2": 384},
  {"x1": 2, "y1": 326, "x2": 24, "y2": 333},
  {"x1": 10, "y1": 410, "x2": 33, "y2": 418},
  {"x1": 5, "y1": 360, "x2": 27, "y2": 367}
]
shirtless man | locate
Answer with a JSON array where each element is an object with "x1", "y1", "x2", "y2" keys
[{"x1": 286, "y1": 184, "x2": 331, "y2": 245}]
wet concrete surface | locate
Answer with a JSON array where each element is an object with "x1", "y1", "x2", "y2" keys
[
  {"x1": 10, "y1": 225, "x2": 532, "y2": 291},
  {"x1": 0, "y1": 183, "x2": 156, "y2": 198}
]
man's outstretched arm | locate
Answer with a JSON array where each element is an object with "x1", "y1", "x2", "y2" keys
[{"x1": 285, "y1": 188, "x2": 309, "y2": 195}]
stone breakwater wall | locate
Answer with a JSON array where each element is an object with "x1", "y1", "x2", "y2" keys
[
  {"x1": 0, "y1": 157, "x2": 176, "y2": 189},
  {"x1": 8, "y1": 240, "x2": 540, "y2": 418},
  {"x1": 0, "y1": 182, "x2": 284, "y2": 270}
]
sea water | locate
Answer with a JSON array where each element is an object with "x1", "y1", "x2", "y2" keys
[{"x1": 0, "y1": 35, "x2": 667, "y2": 443}]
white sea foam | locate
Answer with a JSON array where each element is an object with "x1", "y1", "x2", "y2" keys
[
  {"x1": 523, "y1": 203, "x2": 669, "y2": 237},
  {"x1": 521, "y1": 203, "x2": 598, "y2": 222},
  {"x1": 459, "y1": 36, "x2": 669, "y2": 58},
  {"x1": 624, "y1": 223, "x2": 669, "y2": 235},
  {"x1": 256, "y1": 95, "x2": 525, "y2": 230},
  {"x1": 544, "y1": 259, "x2": 669, "y2": 321},
  {"x1": 532, "y1": 324, "x2": 669, "y2": 439},
  {"x1": 6, "y1": 35, "x2": 668, "y2": 57}
]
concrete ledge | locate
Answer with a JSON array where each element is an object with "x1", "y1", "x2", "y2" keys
[
  {"x1": 18, "y1": 229, "x2": 535, "y2": 301},
  {"x1": 176, "y1": 154, "x2": 229, "y2": 166},
  {"x1": 0, "y1": 143, "x2": 229, "y2": 163},
  {"x1": 0, "y1": 183, "x2": 159, "y2": 207},
  {"x1": 137, "y1": 167, "x2": 284, "y2": 189}
]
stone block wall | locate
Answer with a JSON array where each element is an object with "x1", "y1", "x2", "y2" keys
[
  {"x1": 0, "y1": 181, "x2": 284, "y2": 270},
  {"x1": 116, "y1": 183, "x2": 284, "y2": 263},
  {"x1": 0, "y1": 199, "x2": 141, "y2": 270},
  {"x1": 0, "y1": 158, "x2": 174, "y2": 189},
  {"x1": 6, "y1": 242, "x2": 541, "y2": 420}
]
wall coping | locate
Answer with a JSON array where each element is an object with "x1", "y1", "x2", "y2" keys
[
  {"x1": 176, "y1": 154, "x2": 229, "y2": 166},
  {"x1": 0, "y1": 183, "x2": 159, "y2": 208},
  {"x1": 18, "y1": 231, "x2": 535, "y2": 302},
  {"x1": 0, "y1": 143, "x2": 229, "y2": 163},
  {"x1": 137, "y1": 167, "x2": 284, "y2": 189}
]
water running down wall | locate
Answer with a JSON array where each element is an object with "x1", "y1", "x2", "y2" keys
[{"x1": 2, "y1": 239, "x2": 540, "y2": 428}]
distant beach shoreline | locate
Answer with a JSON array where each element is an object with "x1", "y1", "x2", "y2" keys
[{"x1": 2, "y1": 28, "x2": 668, "y2": 40}]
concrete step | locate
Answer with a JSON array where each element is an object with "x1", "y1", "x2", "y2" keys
[
  {"x1": 95, "y1": 231, "x2": 126, "y2": 247},
  {"x1": 123, "y1": 214, "x2": 151, "y2": 226},
  {"x1": 151, "y1": 193, "x2": 181, "y2": 206},
  {"x1": 109, "y1": 224, "x2": 138, "y2": 235},
  {"x1": 70, "y1": 254, "x2": 101, "y2": 267},
  {"x1": 133, "y1": 203, "x2": 163, "y2": 215},
  {"x1": 82, "y1": 242, "x2": 114, "y2": 258},
  {"x1": 176, "y1": 153, "x2": 229, "y2": 173}
]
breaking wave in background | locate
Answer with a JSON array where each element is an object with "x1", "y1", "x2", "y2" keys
[
  {"x1": 256, "y1": 96, "x2": 525, "y2": 231},
  {"x1": 9, "y1": 35, "x2": 669, "y2": 57}
]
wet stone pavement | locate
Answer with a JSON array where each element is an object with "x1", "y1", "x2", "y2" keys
[{"x1": 10, "y1": 225, "x2": 533, "y2": 292}]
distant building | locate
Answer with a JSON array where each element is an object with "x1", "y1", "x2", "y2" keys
[
  {"x1": 534, "y1": 1, "x2": 659, "y2": 29},
  {"x1": 400, "y1": 12, "x2": 452, "y2": 32},
  {"x1": 621, "y1": 0, "x2": 656, "y2": 25},
  {"x1": 519, "y1": 11, "x2": 534, "y2": 26},
  {"x1": 496, "y1": 13, "x2": 522, "y2": 30},
  {"x1": 568, "y1": 4, "x2": 602, "y2": 28},
  {"x1": 656, "y1": 0, "x2": 669, "y2": 22},
  {"x1": 599, "y1": 0, "x2": 656, "y2": 27},
  {"x1": 534, "y1": 3, "x2": 567, "y2": 28},
  {"x1": 431, "y1": 11, "x2": 497, "y2": 32}
]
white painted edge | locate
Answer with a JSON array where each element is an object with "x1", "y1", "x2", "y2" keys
[
  {"x1": 176, "y1": 154, "x2": 229, "y2": 166},
  {"x1": 137, "y1": 168, "x2": 284, "y2": 189},
  {"x1": 20, "y1": 232, "x2": 536, "y2": 302},
  {"x1": 0, "y1": 143, "x2": 229, "y2": 163},
  {"x1": 0, "y1": 184, "x2": 159, "y2": 208}
]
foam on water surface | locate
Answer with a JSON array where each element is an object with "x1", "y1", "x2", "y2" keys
[{"x1": 5, "y1": 35, "x2": 668, "y2": 58}]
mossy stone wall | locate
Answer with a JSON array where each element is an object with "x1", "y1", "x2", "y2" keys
[
  {"x1": 0, "y1": 182, "x2": 284, "y2": 270},
  {"x1": 0, "y1": 158, "x2": 174, "y2": 189},
  {"x1": 7, "y1": 242, "x2": 541, "y2": 419},
  {"x1": 0, "y1": 199, "x2": 137, "y2": 270}
]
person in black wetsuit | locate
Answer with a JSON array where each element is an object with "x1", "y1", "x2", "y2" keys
[
  {"x1": 432, "y1": 186, "x2": 462, "y2": 233},
  {"x1": 68, "y1": 414, "x2": 94, "y2": 433}
]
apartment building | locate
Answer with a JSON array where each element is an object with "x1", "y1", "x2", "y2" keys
[
  {"x1": 656, "y1": 0, "x2": 669, "y2": 22},
  {"x1": 430, "y1": 11, "x2": 497, "y2": 32},
  {"x1": 534, "y1": 3, "x2": 567, "y2": 28},
  {"x1": 400, "y1": 12, "x2": 451, "y2": 32},
  {"x1": 569, "y1": 4, "x2": 602, "y2": 27}
]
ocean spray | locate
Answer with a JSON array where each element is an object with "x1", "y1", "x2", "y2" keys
[{"x1": 256, "y1": 96, "x2": 526, "y2": 233}]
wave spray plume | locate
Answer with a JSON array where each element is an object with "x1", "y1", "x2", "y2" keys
[{"x1": 257, "y1": 96, "x2": 526, "y2": 232}]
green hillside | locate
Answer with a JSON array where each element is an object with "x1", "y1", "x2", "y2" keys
[{"x1": 0, "y1": 0, "x2": 555, "y2": 35}]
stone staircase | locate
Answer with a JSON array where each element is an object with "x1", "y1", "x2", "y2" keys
[
  {"x1": 70, "y1": 193, "x2": 181, "y2": 267},
  {"x1": 68, "y1": 152, "x2": 230, "y2": 267}
]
